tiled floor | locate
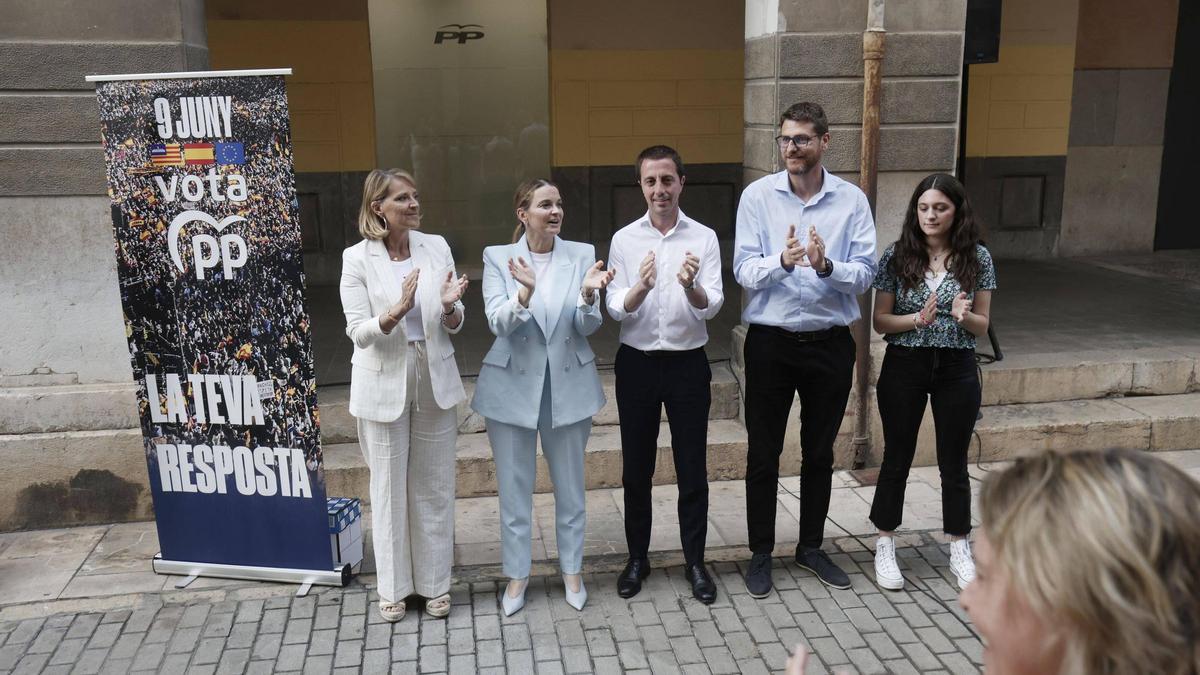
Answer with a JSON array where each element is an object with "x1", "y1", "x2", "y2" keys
[{"x1": 4, "y1": 450, "x2": 1197, "y2": 613}]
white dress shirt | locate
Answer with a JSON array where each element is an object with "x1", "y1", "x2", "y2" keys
[{"x1": 606, "y1": 210, "x2": 724, "y2": 351}]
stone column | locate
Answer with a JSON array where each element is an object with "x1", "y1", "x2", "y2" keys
[
  {"x1": 737, "y1": 0, "x2": 967, "y2": 467},
  {"x1": 0, "y1": 0, "x2": 208, "y2": 529},
  {"x1": 1057, "y1": 0, "x2": 1176, "y2": 256}
]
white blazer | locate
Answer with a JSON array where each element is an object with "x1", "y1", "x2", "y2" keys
[{"x1": 339, "y1": 231, "x2": 466, "y2": 422}]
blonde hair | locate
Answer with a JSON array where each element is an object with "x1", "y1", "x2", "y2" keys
[
  {"x1": 511, "y1": 178, "x2": 556, "y2": 243},
  {"x1": 357, "y1": 168, "x2": 417, "y2": 240},
  {"x1": 980, "y1": 448, "x2": 1200, "y2": 675}
]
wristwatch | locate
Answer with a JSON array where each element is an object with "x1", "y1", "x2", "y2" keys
[{"x1": 816, "y1": 258, "x2": 834, "y2": 278}]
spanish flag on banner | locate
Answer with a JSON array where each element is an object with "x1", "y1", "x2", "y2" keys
[{"x1": 183, "y1": 143, "x2": 215, "y2": 165}]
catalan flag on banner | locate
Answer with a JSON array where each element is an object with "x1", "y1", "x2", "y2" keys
[
  {"x1": 214, "y1": 142, "x2": 245, "y2": 165},
  {"x1": 183, "y1": 143, "x2": 215, "y2": 165},
  {"x1": 150, "y1": 143, "x2": 183, "y2": 166}
]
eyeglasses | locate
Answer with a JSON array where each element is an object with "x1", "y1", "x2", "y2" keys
[{"x1": 775, "y1": 135, "x2": 819, "y2": 149}]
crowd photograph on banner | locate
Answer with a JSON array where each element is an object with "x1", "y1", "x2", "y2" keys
[{"x1": 2, "y1": 1, "x2": 1199, "y2": 674}]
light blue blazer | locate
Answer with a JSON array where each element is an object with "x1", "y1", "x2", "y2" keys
[{"x1": 471, "y1": 235, "x2": 606, "y2": 430}]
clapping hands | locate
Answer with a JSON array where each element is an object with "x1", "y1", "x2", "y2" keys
[
  {"x1": 798, "y1": 225, "x2": 826, "y2": 271},
  {"x1": 440, "y1": 270, "x2": 469, "y2": 312},
  {"x1": 582, "y1": 260, "x2": 615, "y2": 303},
  {"x1": 781, "y1": 224, "x2": 805, "y2": 270},
  {"x1": 508, "y1": 256, "x2": 535, "y2": 307},
  {"x1": 677, "y1": 250, "x2": 700, "y2": 289},
  {"x1": 951, "y1": 291, "x2": 972, "y2": 323},
  {"x1": 636, "y1": 251, "x2": 657, "y2": 291}
]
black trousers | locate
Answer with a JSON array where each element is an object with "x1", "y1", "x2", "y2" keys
[
  {"x1": 615, "y1": 344, "x2": 711, "y2": 566},
  {"x1": 744, "y1": 324, "x2": 856, "y2": 552},
  {"x1": 869, "y1": 345, "x2": 979, "y2": 536}
]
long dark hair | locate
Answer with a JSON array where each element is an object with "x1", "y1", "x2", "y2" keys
[{"x1": 890, "y1": 173, "x2": 983, "y2": 292}]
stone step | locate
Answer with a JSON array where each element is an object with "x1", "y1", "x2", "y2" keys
[
  {"x1": 325, "y1": 392, "x2": 1200, "y2": 503},
  {"x1": 323, "y1": 418, "x2": 750, "y2": 500},
  {"x1": 3, "y1": 390, "x2": 1198, "y2": 529},
  {"x1": 867, "y1": 392, "x2": 1200, "y2": 468},
  {"x1": 729, "y1": 325, "x2": 1199, "y2": 409},
  {"x1": 317, "y1": 362, "x2": 742, "y2": 445},
  {"x1": 977, "y1": 347, "x2": 1198, "y2": 406},
  {"x1": 0, "y1": 382, "x2": 138, "y2": 434}
]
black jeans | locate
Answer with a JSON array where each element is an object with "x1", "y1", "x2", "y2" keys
[
  {"x1": 615, "y1": 344, "x2": 711, "y2": 566},
  {"x1": 869, "y1": 344, "x2": 979, "y2": 536},
  {"x1": 744, "y1": 324, "x2": 856, "y2": 552}
]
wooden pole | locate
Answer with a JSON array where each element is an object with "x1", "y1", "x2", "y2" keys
[{"x1": 853, "y1": 0, "x2": 886, "y2": 468}]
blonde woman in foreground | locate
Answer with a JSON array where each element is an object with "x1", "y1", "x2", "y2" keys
[{"x1": 787, "y1": 447, "x2": 1200, "y2": 674}]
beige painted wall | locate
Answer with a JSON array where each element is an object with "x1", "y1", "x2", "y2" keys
[
  {"x1": 206, "y1": 0, "x2": 377, "y2": 173},
  {"x1": 964, "y1": 0, "x2": 1078, "y2": 158},
  {"x1": 549, "y1": 0, "x2": 744, "y2": 167}
]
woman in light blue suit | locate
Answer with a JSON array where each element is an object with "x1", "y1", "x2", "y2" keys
[{"x1": 472, "y1": 178, "x2": 614, "y2": 616}]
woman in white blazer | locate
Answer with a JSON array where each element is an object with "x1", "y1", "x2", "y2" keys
[
  {"x1": 471, "y1": 179, "x2": 614, "y2": 616},
  {"x1": 340, "y1": 169, "x2": 469, "y2": 623}
]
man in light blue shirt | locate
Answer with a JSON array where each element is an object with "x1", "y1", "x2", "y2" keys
[{"x1": 734, "y1": 101, "x2": 876, "y2": 597}]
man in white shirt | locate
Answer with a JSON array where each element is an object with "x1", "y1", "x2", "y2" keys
[{"x1": 606, "y1": 145, "x2": 724, "y2": 604}]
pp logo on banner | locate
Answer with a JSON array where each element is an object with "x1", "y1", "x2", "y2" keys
[{"x1": 168, "y1": 210, "x2": 249, "y2": 280}]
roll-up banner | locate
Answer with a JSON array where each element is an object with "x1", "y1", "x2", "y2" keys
[{"x1": 86, "y1": 69, "x2": 345, "y2": 586}]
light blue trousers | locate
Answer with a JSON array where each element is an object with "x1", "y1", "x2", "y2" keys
[{"x1": 486, "y1": 370, "x2": 591, "y2": 579}]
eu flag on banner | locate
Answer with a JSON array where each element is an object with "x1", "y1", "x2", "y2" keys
[{"x1": 215, "y1": 142, "x2": 245, "y2": 165}]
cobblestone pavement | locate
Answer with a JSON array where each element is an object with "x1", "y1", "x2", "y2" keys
[{"x1": 0, "y1": 531, "x2": 982, "y2": 675}]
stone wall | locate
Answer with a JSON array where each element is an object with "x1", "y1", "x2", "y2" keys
[
  {"x1": 0, "y1": 0, "x2": 208, "y2": 529},
  {"x1": 1057, "y1": 0, "x2": 1177, "y2": 256},
  {"x1": 743, "y1": 0, "x2": 966, "y2": 248}
]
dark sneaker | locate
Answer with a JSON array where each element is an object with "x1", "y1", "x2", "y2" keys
[
  {"x1": 685, "y1": 563, "x2": 717, "y2": 604},
  {"x1": 795, "y1": 547, "x2": 851, "y2": 589},
  {"x1": 616, "y1": 557, "x2": 651, "y2": 599},
  {"x1": 744, "y1": 552, "x2": 773, "y2": 598}
]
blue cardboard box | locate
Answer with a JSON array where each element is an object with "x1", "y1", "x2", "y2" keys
[{"x1": 327, "y1": 497, "x2": 363, "y2": 573}]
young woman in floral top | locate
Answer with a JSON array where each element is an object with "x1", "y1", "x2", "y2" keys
[{"x1": 868, "y1": 173, "x2": 996, "y2": 592}]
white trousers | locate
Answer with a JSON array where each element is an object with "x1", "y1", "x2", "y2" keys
[{"x1": 356, "y1": 342, "x2": 457, "y2": 602}]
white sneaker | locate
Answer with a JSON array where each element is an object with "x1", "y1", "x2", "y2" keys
[
  {"x1": 949, "y1": 539, "x2": 976, "y2": 589},
  {"x1": 874, "y1": 536, "x2": 904, "y2": 590}
]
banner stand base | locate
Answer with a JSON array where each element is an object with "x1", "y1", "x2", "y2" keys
[{"x1": 153, "y1": 553, "x2": 350, "y2": 595}]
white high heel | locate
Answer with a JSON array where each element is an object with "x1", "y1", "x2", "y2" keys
[
  {"x1": 563, "y1": 573, "x2": 587, "y2": 611},
  {"x1": 500, "y1": 578, "x2": 527, "y2": 617}
]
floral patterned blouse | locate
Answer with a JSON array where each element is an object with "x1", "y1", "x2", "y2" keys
[{"x1": 872, "y1": 243, "x2": 997, "y2": 349}]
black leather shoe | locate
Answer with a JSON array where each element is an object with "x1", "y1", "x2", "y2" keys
[
  {"x1": 795, "y1": 546, "x2": 851, "y2": 590},
  {"x1": 685, "y1": 563, "x2": 717, "y2": 604},
  {"x1": 744, "y1": 552, "x2": 773, "y2": 598},
  {"x1": 617, "y1": 557, "x2": 651, "y2": 598}
]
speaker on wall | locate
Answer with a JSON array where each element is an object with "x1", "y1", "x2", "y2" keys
[{"x1": 965, "y1": 0, "x2": 1002, "y2": 64}]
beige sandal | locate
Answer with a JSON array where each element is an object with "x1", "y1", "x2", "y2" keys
[
  {"x1": 379, "y1": 599, "x2": 406, "y2": 622},
  {"x1": 426, "y1": 593, "x2": 451, "y2": 618}
]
